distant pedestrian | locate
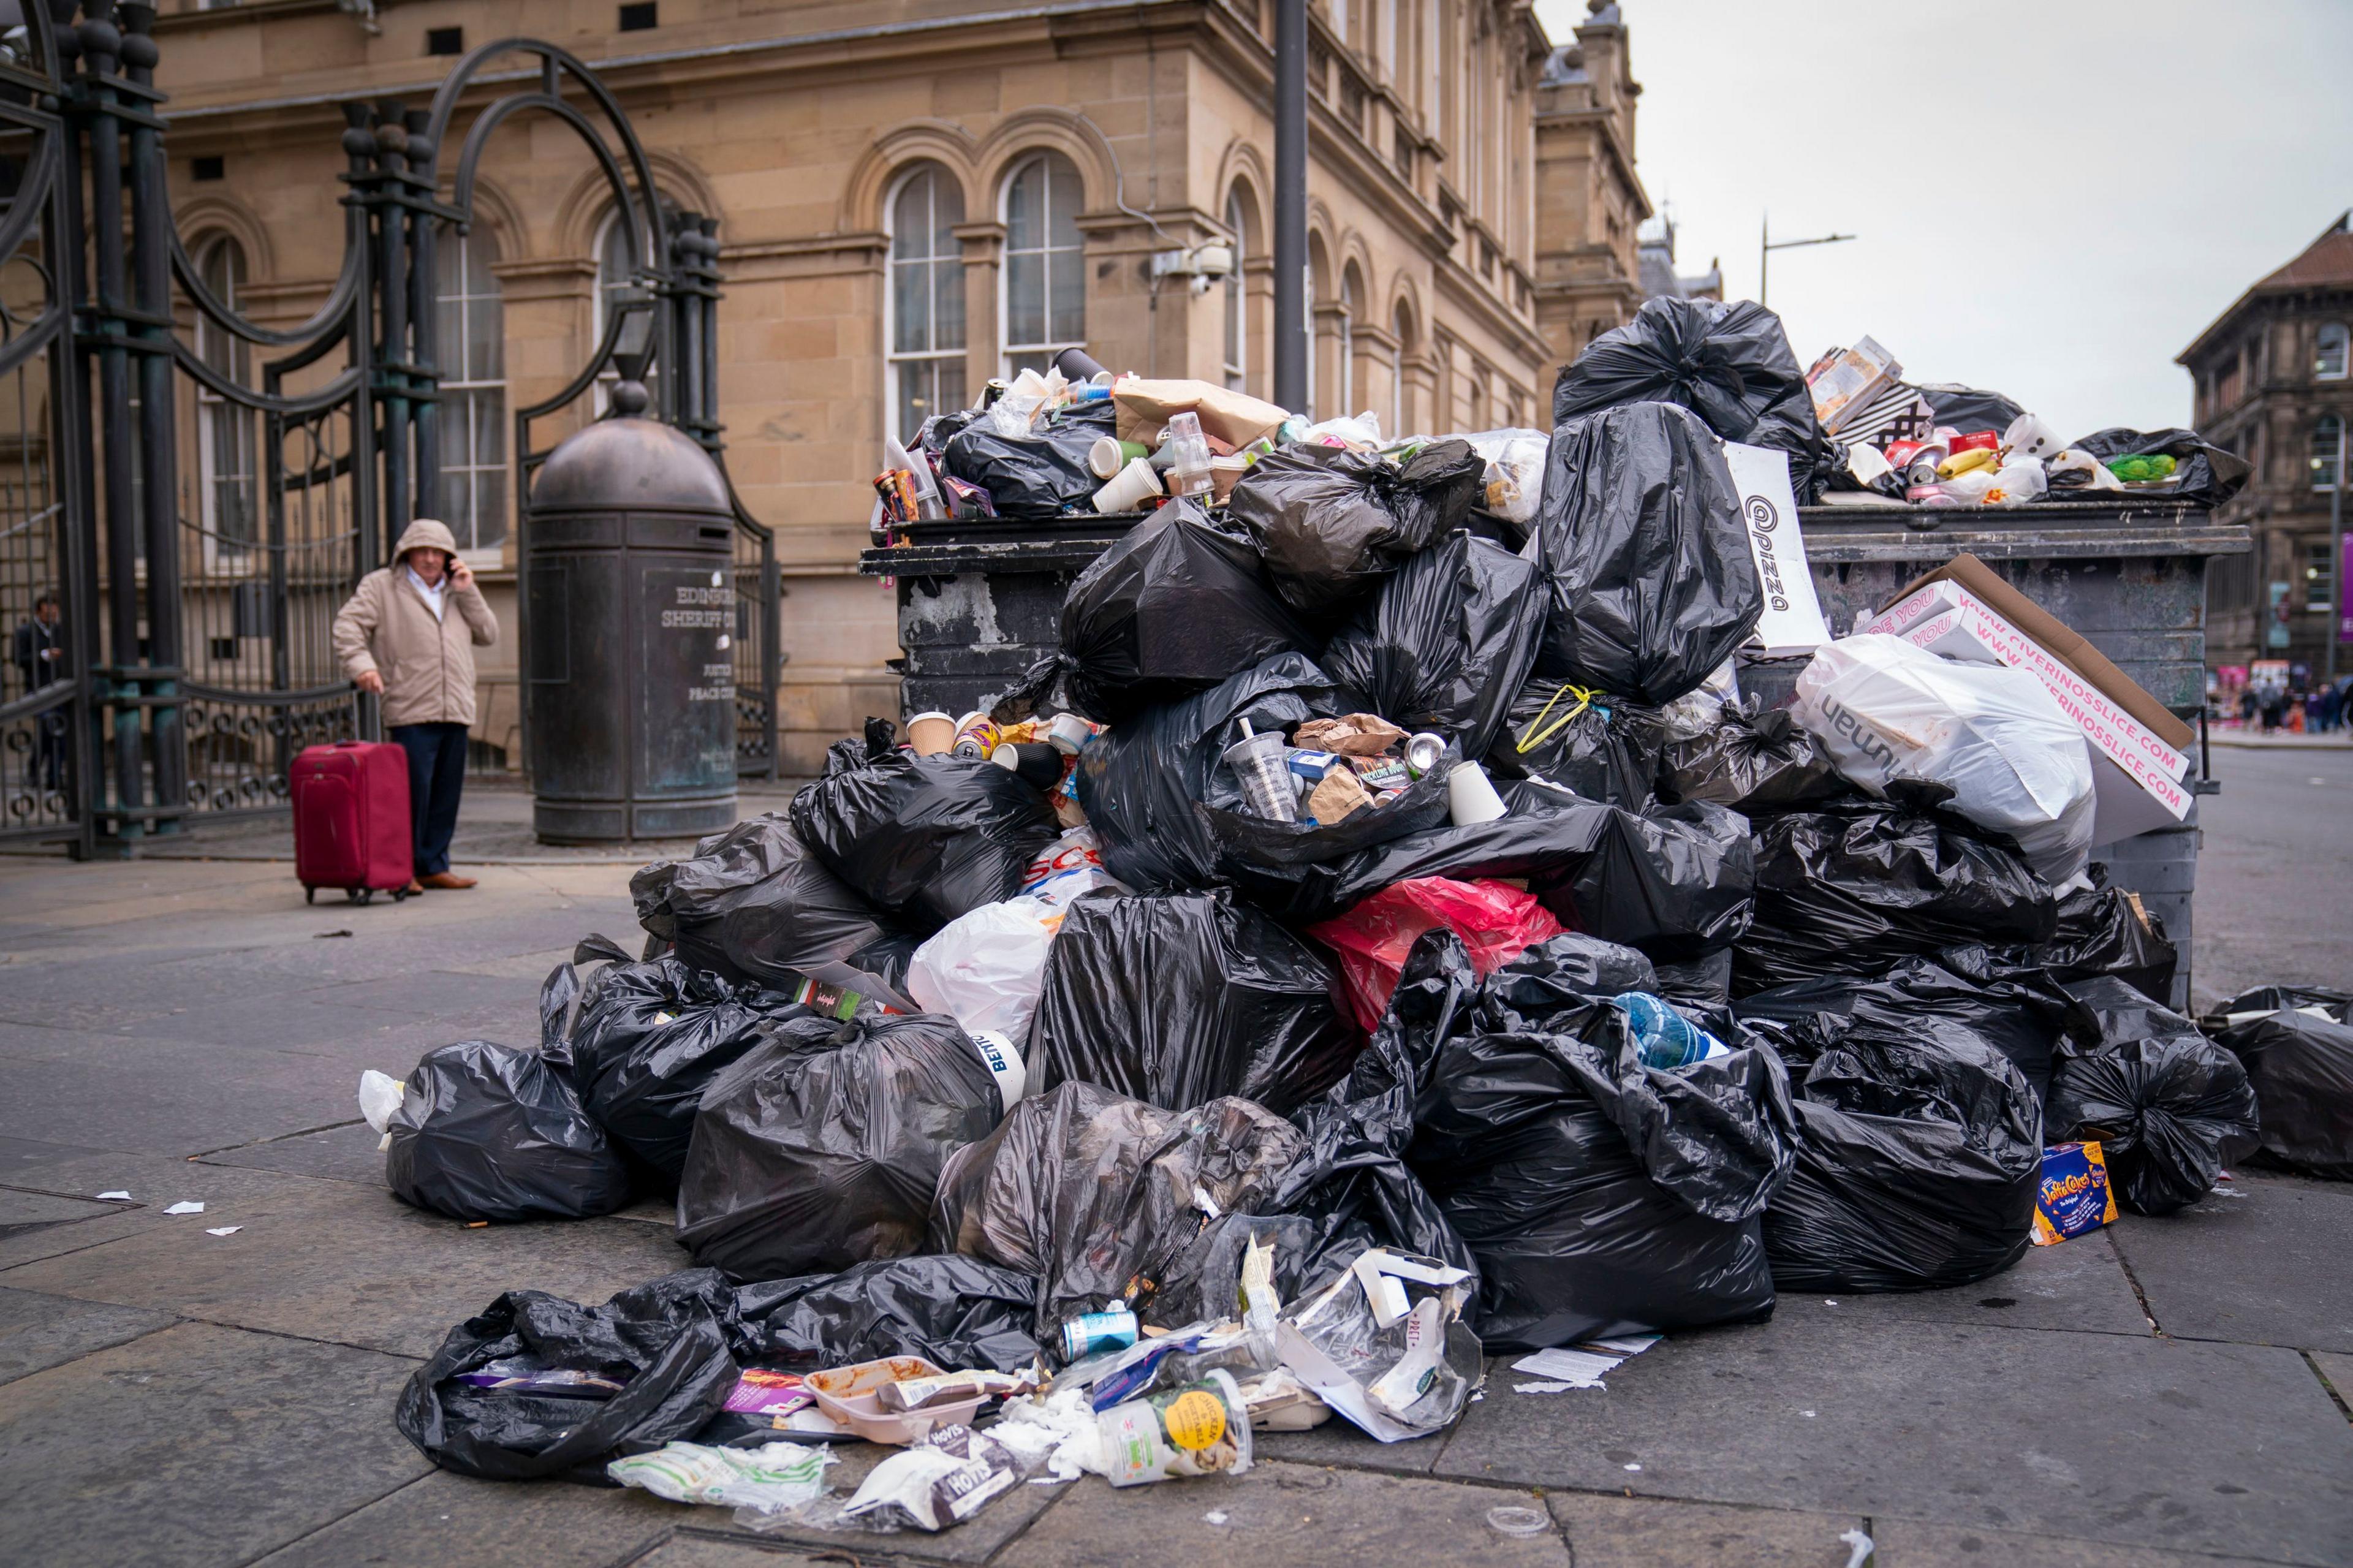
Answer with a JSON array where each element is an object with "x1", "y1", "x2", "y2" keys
[
  {"x1": 2323, "y1": 684, "x2": 2344, "y2": 733},
  {"x1": 11, "y1": 589, "x2": 65, "y2": 789},
  {"x1": 330, "y1": 519, "x2": 497, "y2": 892},
  {"x1": 2239, "y1": 688, "x2": 2259, "y2": 726}
]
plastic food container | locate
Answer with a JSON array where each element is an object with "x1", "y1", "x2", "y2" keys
[{"x1": 804, "y1": 1356, "x2": 988, "y2": 1445}]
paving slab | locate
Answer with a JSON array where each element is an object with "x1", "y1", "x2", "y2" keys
[
  {"x1": 2309, "y1": 1350, "x2": 2353, "y2": 1414},
  {"x1": 999, "y1": 1460, "x2": 1566, "y2": 1568},
  {"x1": 1434, "y1": 1303, "x2": 2353, "y2": 1566},
  {"x1": 628, "y1": 1537, "x2": 860, "y2": 1568},
  {"x1": 1868, "y1": 1517, "x2": 2290, "y2": 1566},
  {"x1": 0, "y1": 1285, "x2": 176, "y2": 1383},
  {"x1": 2110, "y1": 1175, "x2": 2353, "y2": 1353},
  {"x1": 1544, "y1": 1491, "x2": 1863, "y2": 1568},
  {"x1": 0, "y1": 1153, "x2": 327, "y2": 1268},
  {"x1": 0, "y1": 1034, "x2": 379, "y2": 1155},
  {"x1": 0, "y1": 1185, "x2": 131, "y2": 1238},
  {"x1": 0, "y1": 1133, "x2": 118, "y2": 1170},
  {"x1": 249, "y1": 1468, "x2": 677, "y2": 1568},
  {"x1": 1794, "y1": 1229, "x2": 2151, "y2": 1338},
  {"x1": 202, "y1": 1120, "x2": 392, "y2": 1187},
  {"x1": 0, "y1": 1173, "x2": 692, "y2": 1359},
  {"x1": 0, "y1": 1320, "x2": 429, "y2": 1568}
]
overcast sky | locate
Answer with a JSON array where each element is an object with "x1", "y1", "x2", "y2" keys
[{"x1": 1531, "y1": 0, "x2": 2353, "y2": 440}]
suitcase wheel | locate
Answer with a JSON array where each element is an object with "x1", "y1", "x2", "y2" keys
[
  {"x1": 357, "y1": 888, "x2": 374, "y2": 907},
  {"x1": 391, "y1": 887, "x2": 412, "y2": 903},
  {"x1": 304, "y1": 887, "x2": 315, "y2": 905}
]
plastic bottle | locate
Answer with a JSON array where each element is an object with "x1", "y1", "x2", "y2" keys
[
  {"x1": 1162, "y1": 411, "x2": 1213, "y2": 499},
  {"x1": 1612, "y1": 991, "x2": 1729, "y2": 1070}
]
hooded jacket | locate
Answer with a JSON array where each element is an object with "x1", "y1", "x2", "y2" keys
[{"x1": 331, "y1": 518, "x2": 499, "y2": 729}]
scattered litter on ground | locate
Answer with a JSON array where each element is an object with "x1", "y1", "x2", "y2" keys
[
  {"x1": 96, "y1": 1191, "x2": 130, "y2": 1201},
  {"x1": 163, "y1": 1202, "x2": 203, "y2": 1215},
  {"x1": 204, "y1": 1226, "x2": 241, "y2": 1237}
]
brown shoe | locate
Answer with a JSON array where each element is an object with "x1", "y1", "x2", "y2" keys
[
  {"x1": 403, "y1": 879, "x2": 425, "y2": 895},
  {"x1": 419, "y1": 872, "x2": 479, "y2": 890}
]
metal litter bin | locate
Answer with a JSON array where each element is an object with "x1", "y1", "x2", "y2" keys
[{"x1": 525, "y1": 418, "x2": 741, "y2": 844}]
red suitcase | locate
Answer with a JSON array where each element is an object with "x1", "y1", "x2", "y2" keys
[{"x1": 291, "y1": 740, "x2": 415, "y2": 904}]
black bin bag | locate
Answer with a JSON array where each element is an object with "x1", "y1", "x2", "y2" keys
[
  {"x1": 1484, "y1": 678, "x2": 1662, "y2": 809},
  {"x1": 1074, "y1": 651, "x2": 1377, "y2": 893},
  {"x1": 928, "y1": 1080, "x2": 1306, "y2": 1335},
  {"x1": 1319, "y1": 530, "x2": 1544, "y2": 759},
  {"x1": 2047, "y1": 977, "x2": 2260, "y2": 1214},
  {"x1": 1046, "y1": 499, "x2": 1315, "y2": 724},
  {"x1": 1551, "y1": 297, "x2": 1837, "y2": 498},
  {"x1": 1222, "y1": 781, "x2": 1754, "y2": 972},
  {"x1": 1762, "y1": 1033, "x2": 2041, "y2": 1293},
  {"x1": 2208, "y1": 987, "x2": 2353, "y2": 1180},
  {"x1": 562, "y1": 957, "x2": 805, "y2": 1191},
  {"x1": 2071, "y1": 427, "x2": 2251, "y2": 509},
  {"x1": 733, "y1": 1256, "x2": 1045, "y2": 1374},
  {"x1": 1027, "y1": 890, "x2": 1360, "y2": 1116},
  {"x1": 1735, "y1": 955, "x2": 2075, "y2": 1103},
  {"x1": 1735, "y1": 789, "x2": 2058, "y2": 996},
  {"x1": 1532, "y1": 402, "x2": 1763, "y2": 705},
  {"x1": 940, "y1": 400, "x2": 1116, "y2": 518},
  {"x1": 1226, "y1": 439, "x2": 1485, "y2": 621},
  {"x1": 1657, "y1": 702, "x2": 1848, "y2": 816},
  {"x1": 676, "y1": 1012, "x2": 1002, "y2": 1281},
  {"x1": 398, "y1": 1270, "x2": 743, "y2": 1482},
  {"x1": 631, "y1": 814, "x2": 915, "y2": 1006},
  {"x1": 387, "y1": 1040, "x2": 634, "y2": 1223},
  {"x1": 791, "y1": 733, "x2": 1059, "y2": 933},
  {"x1": 1988, "y1": 864, "x2": 2177, "y2": 1004},
  {"x1": 1408, "y1": 938, "x2": 1797, "y2": 1349},
  {"x1": 1271, "y1": 931, "x2": 1483, "y2": 1290}
]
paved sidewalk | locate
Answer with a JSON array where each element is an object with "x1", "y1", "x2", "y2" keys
[{"x1": 1, "y1": 768, "x2": 2349, "y2": 1566}]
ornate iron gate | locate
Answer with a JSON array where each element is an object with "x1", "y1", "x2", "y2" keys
[{"x1": 9, "y1": 8, "x2": 778, "y2": 858}]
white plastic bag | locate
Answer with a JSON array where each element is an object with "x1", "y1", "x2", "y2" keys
[
  {"x1": 358, "y1": 1069, "x2": 406, "y2": 1151},
  {"x1": 1018, "y1": 826, "x2": 1129, "y2": 912},
  {"x1": 1794, "y1": 634, "x2": 2096, "y2": 879},
  {"x1": 907, "y1": 896, "x2": 1059, "y2": 1044},
  {"x1": 1463, "y1": 428, "x2": 1549, "y2": 525}
]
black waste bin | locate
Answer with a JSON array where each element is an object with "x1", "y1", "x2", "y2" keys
[{"x1": 525, "y1": 418, "x2": 740, "y2": 843}]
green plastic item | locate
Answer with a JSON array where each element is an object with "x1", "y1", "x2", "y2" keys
[{"x1": 2104, "y1": 453, "x2": 2177, "y2": 483}]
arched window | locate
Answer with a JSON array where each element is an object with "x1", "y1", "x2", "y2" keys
[
  {"x1": 434, "y1": 227, "x2": 506, "y2": 555},
  {"x1": 194, "y1": 236, "x2": 257, "y2": 555},
  {"x1": 887, "y1": 162, "x2": 966, "y2": 444},
  {"x1": 1222, "y1": 186, "x2": 1249, "y2": 393},
  {"x1": 1390, "y1": 300, "x2": 1415, "y2": 437},
  {"x1": 2319, "y1": 322, "x2": 2350, "y2": 382},
  {"x1": 595, "y1": 195, "x2": 679, "y2": 413},
  {"x1": 2315, "y1": 414, "x2": 2345, "y2": 491},
  {"x1": 1001, "y1": 151, "x2": 1085, "y2": 375},
  {"x1": 1339, "y1": 262, "x2": 1363, "y2": 420}
]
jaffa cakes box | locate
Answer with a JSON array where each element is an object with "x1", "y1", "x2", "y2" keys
[{"x1": 2033, "y1": 1141, "x2": 2120, "y2": 1246}]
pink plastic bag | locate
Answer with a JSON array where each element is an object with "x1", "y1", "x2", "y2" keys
[{"x1": 1307, "y1": 876, "x2": 1567, "y2": 1034}]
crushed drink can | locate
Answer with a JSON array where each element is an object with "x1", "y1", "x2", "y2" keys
[
  {"x1": 951, "y1": 711, "x2": 1001, "y2": 760},
  {"x1": 1404, "y1": 732, "x2": 1447, "y2": 776},
  {"x1": 1060, "y1": 1306, "x2": 1139, "y2": 1362}
]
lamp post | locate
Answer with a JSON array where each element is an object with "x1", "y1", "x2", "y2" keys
[
  {"x1": 1273, "y1": 0, "x2": 1308, "y2": 412},
  {"x1": 2330, "y1": 425, "x2": 2346, "y2": 686},
  {"x1": 1760, "y1": 216, "x2": 1855, "y2": 308}
]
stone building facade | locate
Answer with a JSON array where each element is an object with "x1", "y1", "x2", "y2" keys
[
  {"x1": 154, "y1": 0, "x2": 1661, "y2": 773},
  {"x1": 2180, "y1": 213, "x2": 2353, "y2": 675}
]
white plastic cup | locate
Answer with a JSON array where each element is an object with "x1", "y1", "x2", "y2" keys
[
  {"x1": 1447, "y1": 761, "x2": 1509, "y2": 825},
  {"x1": 2003, "y1": 412, "x2": 2066, "y2": 463},
  {"x1": 1093, "y1": 457, "x2": 1164, "y2": 514},
  {"x1": 1221, "y1": 719, "x2": 1298, "y2": 823}
]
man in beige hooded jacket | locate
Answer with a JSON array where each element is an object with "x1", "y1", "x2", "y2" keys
[{"x1": 331, "y1": 518, "x2": 498, "y2": 890}]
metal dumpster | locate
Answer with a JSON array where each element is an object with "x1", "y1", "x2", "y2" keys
[{"x1": 860, "y1": 496, "x2": 2252, "y2": 1011}]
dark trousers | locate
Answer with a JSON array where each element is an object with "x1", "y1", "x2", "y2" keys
[{"x1": 391, "y1": 721, "x2": 468, "y2": 876}]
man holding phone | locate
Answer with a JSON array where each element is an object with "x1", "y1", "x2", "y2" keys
[{"x1": 331, "y1": 518, "x2": 499, "y2": 892}]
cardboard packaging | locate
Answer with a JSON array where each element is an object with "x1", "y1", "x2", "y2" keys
[{"x1": 1863, "y1": 556, "x2": 2196, "y2": 845}]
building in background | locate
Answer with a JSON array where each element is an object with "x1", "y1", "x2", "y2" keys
[
  {"x1": 156, "y1": 0, "x2": 1665, "y2": 771},
  {"x1": 1635, "y1": 216, "x2": 1720, "y2": 304},
  {"x1": 2181, "y1": 212, "x2": 2353, "y2": 675}
]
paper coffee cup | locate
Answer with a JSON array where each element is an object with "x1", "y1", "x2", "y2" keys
[
  {"x1": 1093, "y1": 456, "x2": 1164, "y2": 514},
  {"x1": 1087, "y1": 435, "x2": 1126, "y2": 480},
  {"x1": 906, "y1": 710, "x2": 955, "y2": 756},
  {"x1": 1447, "y1": 761, "x2": 1509, "y2": 825}
]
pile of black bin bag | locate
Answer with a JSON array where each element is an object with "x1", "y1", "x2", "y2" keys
[{"x1": 380, "y1": 300, "x2": 2332, "y2": 1487}]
